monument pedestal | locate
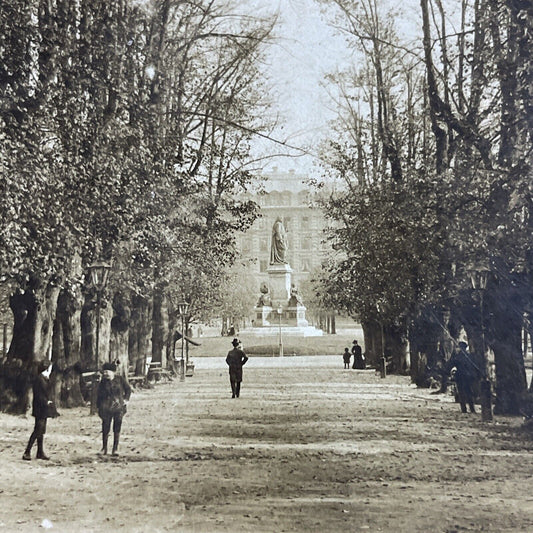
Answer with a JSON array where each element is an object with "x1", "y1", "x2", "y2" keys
[
  {"x1": 267, "y1": 263, "x2": 292, "y2": 307},
  {"x1": 254, "y1": 305, "x2": 273, "y2": 326},
  {"x1": 286, "y1": 305, "x2": 309, "y2": 327}
]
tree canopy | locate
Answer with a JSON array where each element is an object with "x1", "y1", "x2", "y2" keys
[{"x1": 317, "y1": 0, "x2": 533, "y2": 411}]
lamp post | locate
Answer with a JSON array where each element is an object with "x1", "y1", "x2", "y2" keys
[
  {"x1": 376, "y1": 302, "x2": 386, "y2": 378},
  {"x1": 2, "y1": 323, "x2": 6, "y2": 358},
  {"x1": 467, "y1": 265, "x2": 493, "y2": 422},
  {"x1": 88, "y1": 260, "x2": 111, "y2": 415},
  {"x1": 177, "y1": 301, "x2": 189, "y2": 382},
  {"x1": 277, "y1": 304, "x2": 283, "y2": 357}
]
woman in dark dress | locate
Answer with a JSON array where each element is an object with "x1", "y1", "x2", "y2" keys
[{"x1": 351, "y1": 340, "x2": 366, "y2": 369}]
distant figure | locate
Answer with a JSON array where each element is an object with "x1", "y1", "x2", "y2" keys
[
  {"x1": 445, "y1": 341, "x2": 478, "y2": 414},
  {"x1": 23, "y1": 361, "x2": 57, "y2": 461},
  {"x1": 352, "y1": 340, "x2": 365, "y2": 369},
  {"x1": 226, "y1": 338, "x2": 248, "y2": 398},
  {"x1": 270, "y1": 217, "x2": 288, "y2": 264},
  {"x1": 97, "y1": 361, "x2": 132, "y2": 455},
  {"x1": 343, "y1": 348, "x2": 351, "y2": 369}
]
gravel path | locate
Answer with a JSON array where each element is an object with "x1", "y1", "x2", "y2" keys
[{"x1": 1, "y1": 357, "x2": 533, "y2": 532}]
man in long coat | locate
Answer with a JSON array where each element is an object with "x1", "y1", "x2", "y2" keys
[
  {"x1": 226, "y1": 338, "x2": 248, "y2": 398},
  {"x1": 446, "y1": 342, "x2": 478, "y2": 414}
]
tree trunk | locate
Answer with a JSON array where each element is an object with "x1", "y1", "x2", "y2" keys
[
  {"x1": 51, "y1": 288, "x2": 84, "y2": 408},
  {"x1": 361, "y1": 320, "x2": 381, "y2": 368},
  {"x1": 386, "y1": 321, "x2": 409, "y2": 374},
  {"x1": 152, "y1": 289, "x2": 168, "y2": 367},
  {"x1": 129, "y1": 295, "x2": 152, "y2": 376},
  {"x1": 408, "y1": 313, "x2": 441, "y2": 387},
  {"x1": 80, "y1": 292, "x2": 112, "y2": 372},
  {"x1": 330, "y1": 313, "x2": 336, "y2": 335},
  {"x1": 488, "y1": 284, "x2": 527, "y2": 414},
  {"x1": 109, "y1": 291, "x2": 131, "y2": 375},
  {"x1": 221, "y1": 315, "x2": 228, "y2": 337},
  {"x1": 166, "y1": 306, "x2": 177, "y2": 371},
  {"x1": 0, "y1": 282, "x2": 60, "y2": 414}
]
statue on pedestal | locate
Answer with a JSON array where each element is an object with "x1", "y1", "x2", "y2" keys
[
  {"x1": 270, "y1": 217, "x2": 288, "y2": 264},
  {"x1": 257, "y1": 282, "x2": 272, "y2": 307},
  {"x1": 288, "y1": 283, "x2": 303, "y2": 306}
]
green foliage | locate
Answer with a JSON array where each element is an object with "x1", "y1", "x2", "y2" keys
[
  {"x1": 317, "y1": 0, "x2": 533, "y2": 334},
  {"x1": 0, "y1": 0, "x2": 275, "y2": 312},
  {"x1": 216, "y1": 261, "x2": 258, "y2": 323},
  {"x1": 319, "y1": 170, "x2": 446, "y2": 322}
]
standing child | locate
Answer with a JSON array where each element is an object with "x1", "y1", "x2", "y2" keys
[
  {"x1": 97, "y1": 361, "x2": 132, "y2": 456},
  {"x1": 343, "y1": 348, "x2": 351, "y2": 369},
  {"x1": 23, "y1": 361, "x2": 56, "y2": 461}
]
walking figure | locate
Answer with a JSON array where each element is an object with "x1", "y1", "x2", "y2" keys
[
  {"x1": 226, "y1": 338, "x2": 248, "y2": 398},
  {"x1": 351, "y1": 340, "x2": 365, "y2": 369},
  {"x1": 343, "y1": 348, "x2": 351, "y2": 369},
  {"x1": 97, "y1": 361, "x2": 131, "y2": 455},
  {"x1": 446, "y1": 341, "x2": 478, "y2": 414},
  {"x1": 23, "y1": 361, "x2": 57, "y2": 461}
]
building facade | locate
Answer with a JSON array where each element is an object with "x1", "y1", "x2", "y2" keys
[{"x1": 237, "y1": 168, "x2": 329, "y2": 291}]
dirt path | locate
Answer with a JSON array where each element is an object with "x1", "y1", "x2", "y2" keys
[{"x1": 2, "y1": 357, "x2": 533, "y2": 532}]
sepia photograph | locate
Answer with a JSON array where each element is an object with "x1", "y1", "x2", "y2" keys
[{"x1": 0, "y1": 0, "x2": 532, "y2": 531}]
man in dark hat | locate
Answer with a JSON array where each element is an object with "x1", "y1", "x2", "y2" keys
[
  {"x1": 23, "y1": 361, "x2": 56, "y2": 461},
  {"x1": 225, "y1": 338, "x2": 248, "y2": 398},
  {"x1": 96, "y1": 361, "x2": 131, "y2": 455},
  {"x1": 446, "y1": 341, "x2": 478, "y2": 414}
]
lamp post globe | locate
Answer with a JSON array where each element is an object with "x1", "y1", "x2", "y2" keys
[
  {"x1": 88, "y1": 260, "x2": 111, "y2": 415},
  {"x1": 177, "y1": 301, "x2": 189, "y2": 382},
  {"x1": 467, "y1": 266, "x2": 489, "y2": 291},
  {"x1": 376, "y1": 302, "x2": 386, "y2": 378},
  {"x1": 89, "y1": 261, "x2": 111, "y2": 292}
]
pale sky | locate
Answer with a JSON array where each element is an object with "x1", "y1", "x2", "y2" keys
[
  {"x1": 245, "y1": 0, "x2": 353, "y2": 177},
  {"x1": 245, "y1": 0, "x2": 457, "y2": 178}
]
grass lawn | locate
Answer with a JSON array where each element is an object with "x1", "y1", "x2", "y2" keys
[{"x1": 188, "y1": 330, "x2": 363, "y2": 357}]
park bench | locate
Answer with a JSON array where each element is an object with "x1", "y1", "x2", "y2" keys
[
  {"x1": 81, "y1": 371, "x2": 99, "y2": 398},
  {"x1": 147, "y1": 361, "x2": 173, "y2": 382},
  {"x1": 126, "y1": 364, "x2": 146, "y2": 387},
  {"x1": 128, "y1": 374, "x2": 146, "y2": 387}
]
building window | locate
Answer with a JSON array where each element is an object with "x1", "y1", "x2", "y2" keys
[
  {"x1": 283, "y1": 217, "x2": 291, "y2": 231},
  {"x1": 260, "y1": 260, "x2": 268, "y2": 272},
  {"x1": 301, "y1": 259, "x2": 311, "y2": 272},
  {"x1": 302, "y1": 237, "x2": 311, "y2": 250},
  {"x1": 260, "y1": 239, "x2": 268, "y2": 252}
]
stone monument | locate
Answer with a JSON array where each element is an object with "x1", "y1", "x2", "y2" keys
[
  {"x1": 268, "y1": 216, "x2": 292, "y2": 307},
  {"x1": 250, "y1": 218, "x2": 321, "y2": 336}
]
